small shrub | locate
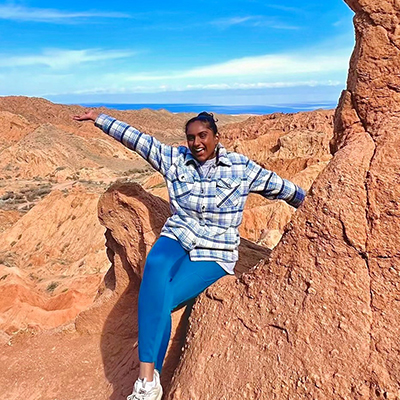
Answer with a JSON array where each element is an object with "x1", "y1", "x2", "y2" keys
[
  {"x1": 0, "y1": 253, "x2": 16, "y2": 268},
  {"x1": 153, "y1": 182, "x2": 166, "y2": 189},
  {"x1": 1, "y1": 192, "x2": 13, "y2": 201},
  {"x1": 46, "y1": 281, "x2": 60, "y2": 293}
]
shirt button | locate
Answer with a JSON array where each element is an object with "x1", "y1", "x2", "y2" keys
[
  {"x1": 202, "y1": 205, "x2": 205, "y2": 210},
  {"x1": 192, "y1": 240, "x2": 196, "y2": 245},
  {"x1": 201, "y1": 189, "x2": 204, "y2": 194}
]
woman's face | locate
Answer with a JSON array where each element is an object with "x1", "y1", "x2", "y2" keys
[{"x1": 186, "y1": 120, "x2": 219, "y2": 163}]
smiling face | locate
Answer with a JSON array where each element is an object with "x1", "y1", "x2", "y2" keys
[{"x1": 186, "y1": 120, "x2": 219, "y2": 163}]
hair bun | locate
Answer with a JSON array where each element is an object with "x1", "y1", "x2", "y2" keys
[
  {"x1": 185, "y1": 111, "x2": 219, "y2": 135},
  {"x1": 198, "y1": 111, "x2": 218, "y2": 123}
]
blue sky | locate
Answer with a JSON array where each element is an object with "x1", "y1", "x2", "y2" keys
[{"x1": 0, "y1": 1, "x2": 355, "y2": 107}]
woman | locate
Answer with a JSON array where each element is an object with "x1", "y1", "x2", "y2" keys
[{"x1": 73, "y1": 110, "x2": 306, "y2": 400}]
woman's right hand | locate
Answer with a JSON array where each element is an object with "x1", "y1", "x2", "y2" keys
[{"x1": 73, "y1": 109, "x2": 100, "y2": 122}]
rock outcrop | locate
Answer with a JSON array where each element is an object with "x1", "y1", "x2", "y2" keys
[
  {"x1": 0, "y1": 187, "x2": 109, "y2": 332},
  {"x1": 0, "y1": 182, "x2": 270, "y2": 399}
]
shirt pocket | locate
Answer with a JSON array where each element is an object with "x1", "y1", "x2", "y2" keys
[
  {"x1": 216, "y1": 177, "x2": 242, "y2": 208},
  {"x1": 173, "y1": 165, "x2": 195, "y2": 203}
]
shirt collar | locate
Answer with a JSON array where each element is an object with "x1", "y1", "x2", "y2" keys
[
  {"x1": 215, "y1": 143, "x2": 232, "y2": 166},
  {"x1": 184, "y1": 143, "x2": 232, "y2": 167}
]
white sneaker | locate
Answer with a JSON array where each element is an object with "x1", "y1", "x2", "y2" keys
[{"x1": 127, "y1": 370, "x2": 163, "y2": 400}]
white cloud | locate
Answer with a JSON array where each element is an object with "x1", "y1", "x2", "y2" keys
[
  {"x1": 184, "y1": 81, "x2": 342, "y2": 90},
  {"x1": 41, "y1": 80, "x2": 342, "y2": 97},
  {"x1": 118, "y1": 48, "x2": 351, "y2": 85},
  {"x1": 0, "y1": 48, "x2": 134, "y2": 69},
  {"x1": 210, "y1": 15, "x2": 299, "y2": 30},
  {"x1": 0, "y1": 42, "x2": 352, "y2": 101},
  {"x1": 0, "y1": 5, "x2": 130, "y2": 23},
  {"x1": 182, "y1": 52, "x2": 350, "y2": 78},
  {"x1": 211, "y1": 16, "x2": 256, "y2": 28}
]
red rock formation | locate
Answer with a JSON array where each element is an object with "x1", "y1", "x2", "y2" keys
[
  {"x1": 0, "y1": 182, "x2": 271, "y2": 400},
  {"x1": 0, "y1": 111, "x2": 33, "y2": 150},
  {"x1": 0, "y1": 188, "x2": 108, "y2": 332},
  {"x1": 0, "y1": 210, "x2": 21, "y2": 233}
]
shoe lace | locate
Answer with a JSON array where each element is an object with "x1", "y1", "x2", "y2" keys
[
  {"x1": 127, "y1": 391, "x2": 146, "y2": 400},
  {"x1": 127, "y1": 378, "x2": 149, "y2": 400}
]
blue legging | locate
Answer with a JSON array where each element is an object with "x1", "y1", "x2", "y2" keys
[{"x1": 138, "y1": 236, "x2": 227, "y2": 372}]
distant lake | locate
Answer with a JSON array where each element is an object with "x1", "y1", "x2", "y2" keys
[{"x1": 79, "y1": 102, "x2": 336, "y2": 115}]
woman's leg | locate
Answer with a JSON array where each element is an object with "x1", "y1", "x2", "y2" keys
[
  {"x1": 138, "y1": 236, "x2": 186, "y2": 380},
  {"x1": 154, "y1": 254, "x2": 227, "y2": 371},
  {"x1": 138, "y1": 235, "x2": 227, "y2": 375}
]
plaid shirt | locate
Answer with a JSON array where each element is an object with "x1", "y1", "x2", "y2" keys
[{"x1": 95, "y1": 114, "x2": 305, "y2": 265}]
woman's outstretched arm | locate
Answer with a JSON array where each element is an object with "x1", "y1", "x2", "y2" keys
[
  {"x1": 246, "y1": 158, "x2": 306, "y2": 208},
  {"x1": 74, "y1": 111, "x2": 179, "y2": 176}
]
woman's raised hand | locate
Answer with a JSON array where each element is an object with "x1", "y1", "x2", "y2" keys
[{"x1": 73, "y1": 109, "x2": 99, "y2": 122}]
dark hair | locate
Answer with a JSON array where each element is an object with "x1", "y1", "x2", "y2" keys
[{"x1": 185, "y1": 111, "x2": 219, "y2": 135}]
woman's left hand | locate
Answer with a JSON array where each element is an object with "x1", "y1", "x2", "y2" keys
[{"x1": 73, "y1": 109, "x2": 99, "y2": 122}]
